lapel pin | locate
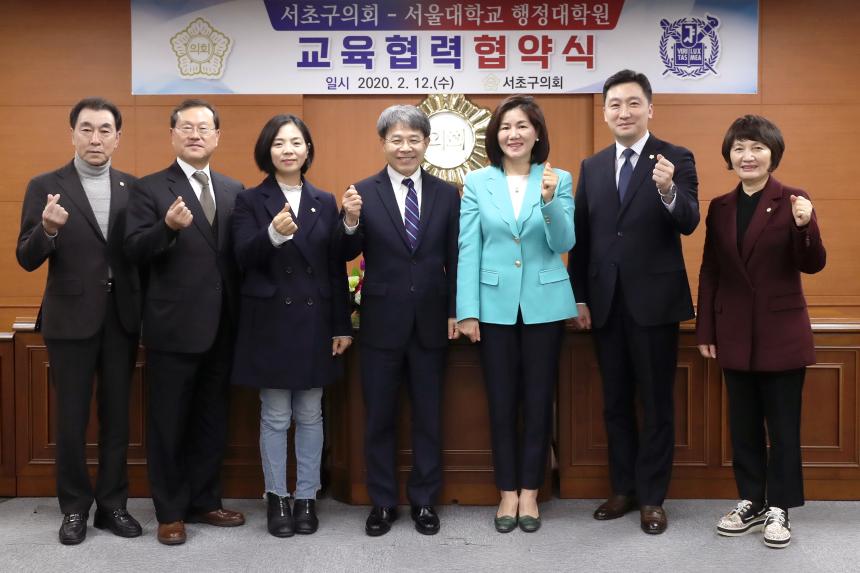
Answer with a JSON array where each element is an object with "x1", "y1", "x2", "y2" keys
[
  {"x1": 649, "y1": 154, "x2": 655, "y2": 160},
  {"x1": 766, "y1": 207, "x2": 772, "y2": 213},
  {"x1": 311, "y1": 207, "x2": 316, "y2": 213},
  {"x1": 119, "y1": 181, "x2": 125, "y2": 186}
]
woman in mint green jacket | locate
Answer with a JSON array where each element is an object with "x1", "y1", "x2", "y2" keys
[{"x1": 457, "y1": 95, "x2": 577, "y2": 534}]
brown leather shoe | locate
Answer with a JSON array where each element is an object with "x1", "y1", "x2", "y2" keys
[
  {"x1": 640, "y1": 505, "x2": 668, "y2": 534},
  {"x1": 593, "y1": 494, "x2": 637, "y2": 520},
  {"x1": 187, "y1": 508, "x2": 245, "y2": 527},
  {"x1": 157, "y1": 521, "x2": 186, "y2": 545}
]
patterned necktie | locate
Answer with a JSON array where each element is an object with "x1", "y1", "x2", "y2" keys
[
  {"x1": 192, "y1": 170, "x2": 215, "y2": 225},
  {"x1": 403, "y1": 177, "x2": 420, "y2": 251},
  {"x1": 617, "y1": 147, "x2": 635, "y2": 202}
]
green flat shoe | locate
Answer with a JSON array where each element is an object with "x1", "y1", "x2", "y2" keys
[
  {"x1": 494, "y1": 514, "x2": 517, "y2": 533},
  {"x1": 518, "y1": 515, "x2": 541, "y2": 533}
]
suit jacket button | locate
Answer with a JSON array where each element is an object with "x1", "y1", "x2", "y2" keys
[
  {"x1": 306, "y1": 297, "x2": 314, "y2": 305},
  {"x1": 285, "y1": 297, "x2": 293, "y2": 305},
  {"x1": 514, "y1": 260, "x2": 522, "y2": 268},
  {"x1": 617, "y1": 231, "x2": 623, "y2": 237},
  {"x1": 285, "y1": 266, "x2": 293, "y2": 274},
  {"x1": 410, "y1": 285, "x2": 416, "y2": 292},
  {"x1": 306, "y1": 266, "x2": 313, "y2": 275}
]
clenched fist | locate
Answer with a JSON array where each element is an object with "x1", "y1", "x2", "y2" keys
[
  {"x1": 790, "y1": 194, "x2": 813, "y2": 227},
  {"x1": 342, "y1": 185, "x2": 362, "y2": 227},
  {"x1": 273, "y1": 203, "x2": 298, "y2": 236},
  {"x1": 541, "y1": 162, "x2": 558, "y2": 203},
  {"x1": 42, "y1": 194, "x2": 69, "y2": 235},
  {"x1": 165, "y1": 196, "x2": 193, "y2": 230}
]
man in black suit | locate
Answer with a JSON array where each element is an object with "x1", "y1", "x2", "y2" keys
[
  {"x1": 17, "y1": 98, "x2": 142, "y2": 545},
  {"x1": 568, "y1": 70, "x2": 700, "y2": 534},
  {"x1": 338, "y1": 105, "x2": 460, "y2": 536},
  {"x1": 124, "y1": 99, "x2": 245, "y2": 545}
]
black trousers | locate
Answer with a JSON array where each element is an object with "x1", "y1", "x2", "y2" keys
[
  {"x1": 479, "y1": 315, "x2": 564, "y2": 491},
  {"x1": 724, "y1": 368, "x2": 805, "y2": 510},
  {"x1": 145, "y1": 319, "x2": 234, "y2": 523},
  {"x1": 593, "y1": 292, "x2": 679, "y2": 506},
  {"x1": 360, "y1": 334, "x2": 447, "y2": 508},
  {"x1": 44, "y1": 295, "x2": 137, "y2": 515}
]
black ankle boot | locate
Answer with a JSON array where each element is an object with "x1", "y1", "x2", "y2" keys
[
  {"x1": 266, "y1": 493, "x2": 293, "y2": 537},
  {"x1": 293, "y1": 499, "x2": 319, "y2": 534}
]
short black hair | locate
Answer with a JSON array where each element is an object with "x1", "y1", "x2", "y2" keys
[
  {"x1": 253, "y1": 114, "x2": 315, "y2": 175},
  {"x1": 721, "y1": 115, "x2": 785, "y2": 171},
  {"x1": 602, "y1": 69, "x2": 653, "y2": 103},
  {"x1": 170, "y1": 98, "x2": 220, "y2": 129},
  {"x1": 484, "y1": 95, "x2": 550, "y2": 168},
  {"x1": 69, "y1": 97, "x2": 122, "y2": 131}
]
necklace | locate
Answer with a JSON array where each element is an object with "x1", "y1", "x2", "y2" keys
[{"x1": 508, "y1": 174, "x2": 528, "y2": 193}]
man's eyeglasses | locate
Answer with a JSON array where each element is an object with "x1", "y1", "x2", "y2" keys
[
  {"x1": 175, "y1": 124, "x2": 215, "y2": 137},
  {"x1": 384, "y1": 137, "x2": 427, "y2": 148}
]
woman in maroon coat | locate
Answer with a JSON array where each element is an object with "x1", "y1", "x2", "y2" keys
[{"x1": 696, "y1": 115, "x2": 826, "y2": 549}]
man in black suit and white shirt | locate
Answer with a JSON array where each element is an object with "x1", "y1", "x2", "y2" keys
[
  {"x1": 17, "y1": 97, "x2": 142, "y2": 545},
  {"x1": 124, "y1": 99, "x2": 245, "y2": 545},
  {"x1": 568, "y1": 70, "x2": 700, "y2": 534}
]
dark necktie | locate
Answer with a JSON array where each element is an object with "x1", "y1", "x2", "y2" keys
[
  {"x1": 192, "y1": 170, "x2": 215, "y2": 225},
  {"x1": 617, "y1": 147, "x2": 635, "y2": 202},
  {"x1": 403, "y1": 177, "x2": 420, "y2": 251}
]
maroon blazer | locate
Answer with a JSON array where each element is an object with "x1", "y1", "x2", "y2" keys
[{"x1": 696, "y1": 176, "x2": 826, "y2": 372}]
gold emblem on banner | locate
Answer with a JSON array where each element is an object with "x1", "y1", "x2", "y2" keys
[
  {"x1": 170, "y1": 17, "x2": 232, "y2": 79},
  {"x1": 419, "y1": 94, "x2": 491, "y2": 187}
]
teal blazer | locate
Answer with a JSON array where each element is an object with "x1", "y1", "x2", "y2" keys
[{"x1": 457, "y1": 163, "x2": 577, "y2": 325}]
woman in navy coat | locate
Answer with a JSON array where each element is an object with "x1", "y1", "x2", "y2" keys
[
  {"x1": 231, "y1": 115, "x2": 352, "y2": 537},
  {"x1": 696, "y1": 115, "x2": 825, "y2": 549}
]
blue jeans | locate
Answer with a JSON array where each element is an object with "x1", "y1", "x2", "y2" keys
[{"x1": 259, "y1": 387, "x2": 323, "y2": 499}]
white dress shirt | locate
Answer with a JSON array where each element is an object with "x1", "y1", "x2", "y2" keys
[{"x1": 175, "y1": 157, "x2": 216, "y2": 214}]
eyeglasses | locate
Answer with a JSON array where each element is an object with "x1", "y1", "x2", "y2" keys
[
  {"x1": 384, "y1": 137, "x2": 427, "y2": 148},
  {"x1": 174, "y1": 124, "x2": 215, "y2": 137}
]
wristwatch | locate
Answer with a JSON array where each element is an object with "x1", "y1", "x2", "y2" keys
[{"x1": 660, "y1": 182, "x2": 677, "y2": 203}]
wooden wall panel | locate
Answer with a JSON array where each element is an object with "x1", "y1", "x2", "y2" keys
[
  {"x1": 0, "y1": 333, "x2": 14, "y2": 495},
  {"x1": 559, "y1": 328, "x2": 860, "y2": 500}
]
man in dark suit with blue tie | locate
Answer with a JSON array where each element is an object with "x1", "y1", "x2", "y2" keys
[
  {"x1": 338, "y1": 105, "x2": 460, "y2": 537},
  {"x1": 124, "y1": 99, "x2": 245, "y2": 545},
  {"x1": 568, "y1": 70, "x2": 700, "y2": 534}
]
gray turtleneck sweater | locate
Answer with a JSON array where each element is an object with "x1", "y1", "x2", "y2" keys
[{"x1": 73, "y1": 154, "x2": 111, "y2": 238}]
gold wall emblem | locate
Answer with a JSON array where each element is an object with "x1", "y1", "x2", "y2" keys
[
  {"x1": 170, "y1": 17, "x2": 232, "y2": 79},
  {"x1": 419, "y1": 94, "x2": 491, "y2": 187}
]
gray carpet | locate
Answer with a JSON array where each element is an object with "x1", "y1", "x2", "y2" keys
[{"x1": 0, "y1": 497, "x2": 856, "y2": 572}]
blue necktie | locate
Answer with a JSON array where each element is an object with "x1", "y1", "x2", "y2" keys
[
  {"x1": 617, "y1": 148, "x2": 635, "y2": 202},
  {"x1": 403, "y1": 177, "x2": 420, "y2": 250}
]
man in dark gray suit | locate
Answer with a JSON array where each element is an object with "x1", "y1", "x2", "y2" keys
[
  {"x1": 17, "y1": 97, "x2": 142, "y2": 545},
  {"x1": 124, "y1": 99, "x2": 245, "y2": 545}
]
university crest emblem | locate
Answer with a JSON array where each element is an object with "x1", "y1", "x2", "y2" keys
[{"x1": 659, "y1": 14, "x2": 721, "y2": 78}]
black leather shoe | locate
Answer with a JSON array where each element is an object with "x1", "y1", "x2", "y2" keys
[
  {"x1": 365, "y1": 506, "x2": 398, "y2": 537},
  {"x1": 93, "y1": 507, "x2": 142, "y2": 538},
  {"x1": 293, "y1": 499, "x2": 319, "y2": 535},
  {"x1": 640, "y1": 505, "x2": 668, "y2": 534},
  {"x1": 266, "y1": 493, "x2": 293, "y2": 538},
  {"x1": 59, "y1": 512, "x2": 88, "y2": 545},
  {"x1": 594, "y1": 494, "x2": 637, "y2": 520},
  {"x1": 410, "y1": 505, "x2": 440, "y2": 535}
]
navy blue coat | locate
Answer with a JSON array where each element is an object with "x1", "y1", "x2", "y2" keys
[
  {"x1": 337, "y1": 167, "x2": 459, "y2": 350},
  {"x1": 231, "y1": 176, "x2": 351, "y2": 390}
]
